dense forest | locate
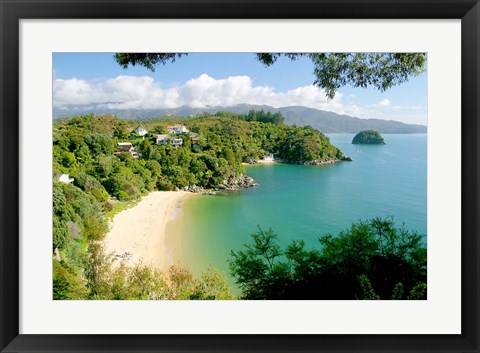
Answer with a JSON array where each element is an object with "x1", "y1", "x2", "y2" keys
[{"x1": 52, "y1": 110, "x2": 348, "y2": 299}]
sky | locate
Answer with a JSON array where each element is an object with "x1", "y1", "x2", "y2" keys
[{"x1": 53, "y1": 53, "x2": 427, "y2": 125}]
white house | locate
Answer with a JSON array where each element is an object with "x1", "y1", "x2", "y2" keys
[
  {"x1": 134, "y1": 125, "x2": 148, "y2": 137},
  {"x1": 116, "y1": 142, "x2": 139, "y2": 158},
  {"x1": 263, "y1": 153, "x2": 275, "y2": 161},
  {"x1": 170, "y1": 138, "x2": 183, "y2": 148},
  {"x1": 156, "y1": 134, "x2": 170, "y2": 145},
  {"x1": 57, "y1": 174, "x2": 74, "y2": 184},
  {"x1": 166, "y1": 124, "x2": 188, "y2": 134},
  {"x1": 156, "y1": 134, "x2": 183, "y2": 147}
]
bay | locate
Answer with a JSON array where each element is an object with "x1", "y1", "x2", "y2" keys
[{"x1": 179, "y1": 134, "x2": 427, "y2": 283}]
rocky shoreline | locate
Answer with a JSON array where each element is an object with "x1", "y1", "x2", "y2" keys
[
  {"x1": 243, "y1": 156, "x2": 352, "y2": 166},
  {"x1": 177, "y1": 174, "x2": 258, "y2": 195},
  {"x1": 296, "y1": 156, "x2": 352, "y2": 165},
  {"x1": 216, "y1": 174, "x2": 258, "y2": 190},
  {"x1": 178, "y1": 157, "x2": 352, "y2": 195}
]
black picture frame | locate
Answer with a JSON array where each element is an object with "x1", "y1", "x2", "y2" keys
[{"x1": 1, "y1": 1, "x2": 479, "y2": 352}]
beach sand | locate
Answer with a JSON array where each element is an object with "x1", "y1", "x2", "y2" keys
[
  {"x1": 103, "y1": 191, "x2": 193, "y2": 271},
  {"x1": 242, "y1": 159, "x2": 279, "y2": 166}
]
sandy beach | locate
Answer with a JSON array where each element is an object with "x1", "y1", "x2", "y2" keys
[
  {"x1": 103, "y1": 191, "x2": 193, "y2": 271},
  {"x1": 242, "y1": 159, "x2": 279, "y2": 166}
]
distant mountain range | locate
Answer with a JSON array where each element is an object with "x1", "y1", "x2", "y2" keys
[{"x1": 53, "y1": 103, "x2": 427, "y2": 134}]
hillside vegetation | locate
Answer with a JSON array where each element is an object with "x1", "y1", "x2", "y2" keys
[
  {"x1": 53, "y1": 104, "x2": 427, "y2": 134},
  {"x1": 229, "y1": 217, "x2": 426, "y2": 300},
  {"x1": 352, "y1": 130, "x2": 386, "y2": 144},
  {"x1": 52, "y1": 111, "x2": 344, "y2": 299}
]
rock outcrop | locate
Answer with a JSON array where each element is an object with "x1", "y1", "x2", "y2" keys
[
  {"x1": 217, "y1": 174, "x2": 258, "y2": 190},
  {"x1": 179, "y1": 174, "x2": 258, "y2": 195}
]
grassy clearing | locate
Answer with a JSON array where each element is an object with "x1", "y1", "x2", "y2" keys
[{"x1": 105, "y1": 199, "x2": 139, "y2": 222}]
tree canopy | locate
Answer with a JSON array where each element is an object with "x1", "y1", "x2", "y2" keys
[
  {"x1": 229, "y1": 217, "x2": 427, "y2": 300},
  {"x1": 114, "y1": 52, "x2": 427, "y2": 99},
  {"x1": 352, "y1": 130, "x2": 386, "y2": 144}
]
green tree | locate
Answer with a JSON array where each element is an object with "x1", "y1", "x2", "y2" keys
[
  {"x1": 408, "y1": 282, "x2": 427, "y2": 300},
  {"x1": 115, "y1": 53, "x2": 426, "y2": 99},
  {"x1": 229, "y1": 218, "x2": 427, "y2": 300},
  {"x1": 391, "y1": 282, "x2": 404, "y2": 300},
  {"x1": 53, "y1": 260, "x2": 88, "y2": 300},
  {"x1": 229, "y1": 227, "x2": 287, "y2": 299},
  {"x1": 114, "y1": 53, "x2": 187, "y2": 71},
  {"x1": 53, "y1": 216, "x2": 69, "y2": 249},
  {"x1": 357, "y1": 274, "x2": 380, "y2": 300}
]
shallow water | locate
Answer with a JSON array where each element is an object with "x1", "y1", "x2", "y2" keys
[{"x1": 179, "y1": 134, "x2": 427, "y2": 284}]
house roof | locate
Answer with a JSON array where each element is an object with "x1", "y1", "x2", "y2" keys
[
  {"x1": 156, "y1": 134, "x2": 169, "y2": 140},
  {"x1": 55, "y1": 174, "x2": 74, "y2": 183},
  {"x1": 118, "y1": 145, "x2": 133, "y2": 152},
  {"x1": 167, "y1": 124, "x2": 186, "y2": 129},
  {"x1": 118, "y1": 142, "x2": 133, "y2": 146},
  {"x1": 55, "y1": 173, "x2": 70, "y2": 179}
]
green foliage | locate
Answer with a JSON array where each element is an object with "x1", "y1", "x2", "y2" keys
[
  {"x1": 276, "y1": 126, "x2": 342, "y2": 163},
  {"x1": 229, "y1": 218, "x2": 427, "y2": 300},
  {"x1": 391, "y1": 282, "x2": 404, "y2": 300},
  {"x1": 114, "y1": 53, "x2": 426, "y2": 99},
  {"x1": 53, "y1": 216, "x2": 69, "y2": 250},
  {"x1": 257, "y1": 53, "x2": 427, "y2": 99},
  {"x1": 53, "y1": 182, "x2": 68, "y2": 218},
  {"x1": 82, "y1": 244, "x2": 233, "y2": 300},
  {"x1": 193, "y1": 267, "x2": 234, "y2": 300},
  {"x1": 187, "y1": 114, "x2": 342, "y2": 166},
  {"x1": 53, "y1": 259, "x2": 88, "y2": 300},
  {"x1": 55, "y1": 112, "x2": 339, "y2": 196},
  {"x1": 168, "y1": 266, "x2": 234, "y2": 300},
  {"x1": 358, "y1": 274, "x2": 380, "y2": 300},
  {"x1": 115, "y1": 53, "x2": 187, "y2": 71},
  {"x1": 84, "y1": 133, "x2": 115, "y2": 156},
  {"x1": 408, "y1": 282, "x2": 427, "y2": 300},
  {"x1": 229, "y1": 227, "x2": 286, "y2": 299},
  {"x1": 352, "y1": 130, "x2": 386, "y2": 145}
]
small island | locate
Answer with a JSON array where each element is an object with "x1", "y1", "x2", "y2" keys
[{"x1": 352, "y1": 130, "x2": 386, "y2": 145}]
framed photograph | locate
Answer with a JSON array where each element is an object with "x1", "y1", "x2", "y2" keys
[{"x1": 1, "y1": 0, "x2": 479, "y2": 352}]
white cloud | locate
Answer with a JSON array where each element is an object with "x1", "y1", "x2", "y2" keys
[
  {"x1": 52, "y1": 74, "x2": 424, "y2": 123},
  {"x1": 392, "y1": 104, "x2": 425, "y2": 111},
  {"x1": 367, "y1": 98, "x2": 391, "y2": 108},
  {"x1": 377, "y1": 98, "x2": 391, "y2": 107}
]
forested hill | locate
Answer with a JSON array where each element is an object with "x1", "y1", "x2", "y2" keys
[
  {"x1": 53, "y1": 104, "x2": 427, "y2": 134},
  {"x1": 53, "y1": 112, "x2": 345, "y2": 201}
]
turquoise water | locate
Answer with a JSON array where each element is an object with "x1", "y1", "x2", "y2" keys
[{"x1": 181, "y1": 134, "x2": 427, "y2": 281}]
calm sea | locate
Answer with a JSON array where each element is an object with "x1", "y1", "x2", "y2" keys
[{"x1": 180, "y1": 134, "x2": 427, "y2": 282}]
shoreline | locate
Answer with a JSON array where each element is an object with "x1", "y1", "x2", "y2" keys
[
  {"x1": 242, "y1": 159, "x2": 281, "y2": 166},
  {"x1": 242, "y1": 157, "x2": 350, "y2": 166},
  {"x1": 103, "y1": 191, "x2": 194, "y2": 271}
]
